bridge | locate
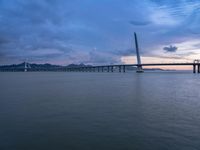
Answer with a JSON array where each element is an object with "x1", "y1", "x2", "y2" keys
[
  {"x1": 66, "y1": 33, "x2": 200, "y2": 74},
  {"x1": 65, "y1": 62, "x2": 200, "y2": 73}
]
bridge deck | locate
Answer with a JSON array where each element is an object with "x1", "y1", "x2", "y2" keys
[{"x1": 72, "y1": 63, "x2": 200, "y2": 68}]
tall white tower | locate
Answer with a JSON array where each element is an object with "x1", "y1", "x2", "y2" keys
[{"x1": 134, "y1": 32, "x2": 143, "y2": 73}]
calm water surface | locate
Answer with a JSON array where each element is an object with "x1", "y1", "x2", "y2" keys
[{"x1": 0, "y1": 72, "x2": 200, "y2": 150}]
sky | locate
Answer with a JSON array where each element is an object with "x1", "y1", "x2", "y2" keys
[{"x1": 0, "y1": 0, "x2": 200, "y2": 67}]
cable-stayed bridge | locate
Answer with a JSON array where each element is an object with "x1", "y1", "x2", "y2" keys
[{"x1": 66, "y1": 33, "x2": 200, "y2": 74}]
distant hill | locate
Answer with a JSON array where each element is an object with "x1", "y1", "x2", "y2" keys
[{"x1": 0, "y1": 62, "x2": 91, "y2": 72}]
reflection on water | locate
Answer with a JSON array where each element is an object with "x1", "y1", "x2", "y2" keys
[{"x1": 0, "y1": 72, "x2": 200, "y2": 150}]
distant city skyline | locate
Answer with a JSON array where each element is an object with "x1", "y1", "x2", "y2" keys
[{"x1": 0, "y1": 0, "x2": 200, "y2": 70}]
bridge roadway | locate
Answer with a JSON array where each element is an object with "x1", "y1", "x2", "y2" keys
[{"x1": 66, "y1": 63, "x2": 200, "y2": 73}]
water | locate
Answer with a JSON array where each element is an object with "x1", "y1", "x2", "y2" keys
[{"x1": 0, "y1": 72, "x2": 200, "y2": 150}]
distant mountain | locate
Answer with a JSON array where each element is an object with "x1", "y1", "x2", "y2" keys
[
  {"x1": 67, "y1": 63, "x2": 92, "y2": 68},
  {"x1": 0, "y1": 62, "x2": 91, "y2": 72}
]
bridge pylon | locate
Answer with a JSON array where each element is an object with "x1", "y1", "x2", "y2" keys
[{"x1": 134, "y1": 32, "x2": 143, "y2": 73}]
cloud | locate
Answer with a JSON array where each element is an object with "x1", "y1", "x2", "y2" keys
[
  {"x1": 163, "y1": 45, "x2": 178, "y2": 52},
  {"x1": 0, "y1": 37, "x2": 10, "y2": 45},
  {"x1": 129, "y1": 20, "x2": 151, "y2": 26},
  {"x1": 84, "y1": 50, "x2": 120, "y2": 65},
  {"x1": 0, "y1": 0, "x2": 200, "y2": 65},
  {"x1": 114, "y1": 48, "x2": 135, "y2": 56}
]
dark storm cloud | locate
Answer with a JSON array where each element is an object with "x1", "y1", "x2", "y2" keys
[{"x1": 163, "y1": 45, "x2": 178, "y2": 52}]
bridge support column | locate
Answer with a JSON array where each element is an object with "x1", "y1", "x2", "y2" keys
[
  {"x1": 107, "y1": 66, "x2": 110, "y2": 72},
  {"x1": 111, "y1": 66, "x2": 114, "y2": 72},
  {"x1": 119, "y1": 66, "x2": 121, "y2": 72},
  {"x1": 123, "y1": 65, "x2": 125, "y2": 73},
  {"x1": 198, "y1": 65, "x2": 200, "y2": 73},
  {"x1": 102, "y1": 67, "x2": 104, "y2": 72},
  {"x1": 136, "y1": 65, "x2": 144, "y2": 73},
  {"x1": 193, "y1": 65, "x2": 196, "y2": 73},
  {"x1": 98, "y1": 67, "x2": 100, "y2": 72}
]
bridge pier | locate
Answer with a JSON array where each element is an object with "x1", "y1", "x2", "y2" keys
[
  {"x1": 107, "y1": 66, "x2": 110, "y2": 72},
  {"x1": 102, "y1": 66, "x2": 104, "y2": 72},
  {"x1": 193, "y1": 65, "x2": 196, "y2": 73},
  {"x1": 119, "y1": 66, "x2": 121, "y2": 72},
  {"x1": 136, "y1": 65, "x2": 144, "y2": 73},
  {"x1": 123, "y1": 65, "x2": 125, "y2": 73},
  {"x1": 111, "y1": 66, "x2": 114, "y2": 72},
  {"x1": 198, "y1": 65, "x2": 200, "y2": 73}
]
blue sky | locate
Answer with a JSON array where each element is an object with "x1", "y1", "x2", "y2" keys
[{"x1": 0, "y1": 0, "x2": 200, "y2": 65}]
